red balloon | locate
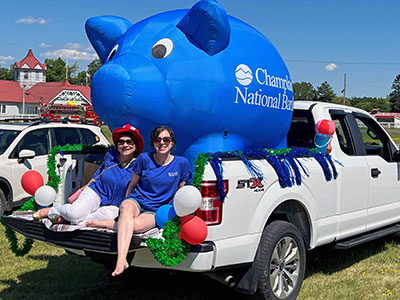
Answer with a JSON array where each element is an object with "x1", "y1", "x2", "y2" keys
[
  {"x1": 315, "y1": 119, "x2": 336, "y2": 136},
  {"x1": 21, "y1": 170, "x2": 44, "y2": 196},
  {"x1": 180, "y1": 215, "x2": 208, "y2": 245}
]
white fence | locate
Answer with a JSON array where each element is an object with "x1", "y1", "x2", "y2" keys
[{"x1": 0, "y1": 114, "x2": 41, "y2": 122}]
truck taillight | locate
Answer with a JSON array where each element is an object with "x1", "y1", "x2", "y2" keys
[{"x1": 196, "y1": 180, "x2": 228, "y2": 225}]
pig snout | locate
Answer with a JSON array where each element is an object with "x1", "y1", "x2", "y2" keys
[{"x1": 91, "y1": 54, "x2": 170, "y2": 126}]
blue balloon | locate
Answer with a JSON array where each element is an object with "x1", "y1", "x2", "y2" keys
[
  {"x1": 86, "y1": 0, "x2": 294, "y2": 166},
  {"x1": 155, "y1": 204, "x2": 176, "y2": 228}
]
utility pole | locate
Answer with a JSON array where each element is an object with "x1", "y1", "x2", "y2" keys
[
  {"x1": 66, "y1": 59, "x2": 68, "y2": 80},
  {"x1": 342, "y1": 73, "x2": 346, "y2": 105},
  {"x1": 22, "y1": 84, "x2": 26, "y2": 115}
]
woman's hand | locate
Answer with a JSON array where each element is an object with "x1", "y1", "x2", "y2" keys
[
  {"x1": 125, "y1": 173, "x2": 140, "y2": 197},
  {"x1": 82, "y1": 179, "x2": 96, "y2": 190}
]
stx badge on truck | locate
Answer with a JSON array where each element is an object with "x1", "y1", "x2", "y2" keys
[{"x1": 236, "y1": 178, "x2": 264, "y2": 192}]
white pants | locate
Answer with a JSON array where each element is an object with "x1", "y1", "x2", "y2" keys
[{"x1": 49, "y1": 187, "x2": 119, "y2": 224}]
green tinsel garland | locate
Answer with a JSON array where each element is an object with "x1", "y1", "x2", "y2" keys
[
  {"x1": 192, "y1": 152, "x2": 209, "y2": 190},
  {"x1": 5, "y1": 144, "x2": 89, "y2": 257},
  {"x1": 47, "y1": 144, "x2": 83, "y2": 190},
  {"x1": 146, "y1": 153, "x2": 209, "y2": 266},
  {"x1": 146, "y1": 217, "x2": 190, "y2": 266}
]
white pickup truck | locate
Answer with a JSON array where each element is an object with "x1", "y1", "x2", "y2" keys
[{"x1": 3, "y1": 101, "x2": 400, "y2": 300}]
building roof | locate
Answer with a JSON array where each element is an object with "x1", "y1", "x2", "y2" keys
[
  {"x1": 372, "y1": 112, "x2": 400, "y2": 118},
  {"x1": 0, "y1": 80, "x2": 24, "y2": 102},
  {"x1": 0, "y1": 79, "x2": 91, "y2": 104},
  {"x1": 14, "y1": 49, "x2": 46, "y2": 70}
]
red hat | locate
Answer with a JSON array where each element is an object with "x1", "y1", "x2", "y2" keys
[{"x1": 112, "y1": 124, "x2": 144, "y2": 154}]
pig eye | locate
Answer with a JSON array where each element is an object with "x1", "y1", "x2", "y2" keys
[
  {"x1": 107, "y1": 44, "x2": 119, "y2": 62},
  {"x1": 152, "y1": 38, "x2": 173, "y2": 59}
]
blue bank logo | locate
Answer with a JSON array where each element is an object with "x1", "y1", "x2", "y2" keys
[{"x1": 235, "y1": 64, "x2": 253, "y2": 86}]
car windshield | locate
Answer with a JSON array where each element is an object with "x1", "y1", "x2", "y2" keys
[{"x1": 0, "y1": 129, "x2": 21, "y2": 155}]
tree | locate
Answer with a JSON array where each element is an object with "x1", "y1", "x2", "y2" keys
[
  {"x1": 45, "y1": 58, "x2": 67, "y2": 82},
  {"x1": 45, "y1": 58, "x2": 79, "y2": 82},
  {"x1": 389, "y1": 74, "x2": 400, "y2": 112},
  {"x1": 316, "y1": 81, "x2": 336, "y2": 102},
  {"x1": 0, "y1": 64, "x2": 14, "y2": 80},
  {"x1": 87, "y1": 58, "x2": 102, "y2": 78},
  {"x1": 293, "y1": 82, "x2": 316, "y2": 101},
  {"x1": 350, "y1": 97, "x2": 390, "y2": 113},
  {"x1": 70, "y1": 71, "x2": 87, "y2": 85}
]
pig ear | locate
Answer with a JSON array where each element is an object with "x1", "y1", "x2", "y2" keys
[
  {"x1": 85, "y1": 16, "x2": 132, "y2": 63},
  {"x1": 177, "y1": 0, "x2": 230, "y2": 56}
]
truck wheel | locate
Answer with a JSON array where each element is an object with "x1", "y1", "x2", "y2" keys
[
  {"x1": 0, "y1": 189, "x2": 6, "y2": 215},
  {"x1": 256, "y1": 221, "x2": 306, "y2": 300}
]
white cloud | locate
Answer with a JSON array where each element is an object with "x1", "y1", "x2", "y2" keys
[
  {"x1": 38, "y1": 42, "x2": 52, "y2": 48},
  {"x1": 15, "y1": 16, "x2": 49, "y2": 24},
  {"x1": 41, "y1": 49, "x2": 98, "y2": 61},
  {"x1": 65, "y1": 42, "x2": 81, "y2": 50},
  {"x1": 0, "y1": 56, "x2": 15, "y2": 61},
  {"x1": 325, "y1": 63, "x2": 338, "y2": 71}
]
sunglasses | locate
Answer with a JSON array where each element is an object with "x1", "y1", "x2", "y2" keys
[
  {"x1": 154, "y1": 137, "x2": 172, "y2": 145},
  {"x1": 117, "y1": 138, "x2": 135, "y2": 146}
]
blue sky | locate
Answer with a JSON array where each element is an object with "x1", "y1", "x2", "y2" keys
[{"x1": 1, "y1": 0, "x2": 399, "y2": 98}]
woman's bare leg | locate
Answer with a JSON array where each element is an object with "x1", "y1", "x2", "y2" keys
[
  {"x1": 86, "y1": 219, "x2": 116, "y2": 230},
  {"x1": 112, "y1": 200, "x2": 140, "y2": 277}
]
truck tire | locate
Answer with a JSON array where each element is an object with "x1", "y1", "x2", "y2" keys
[
  {"x1": 0, "y1": 189, "x2": 5, "y2": 215},
  {"x1": 256, "y1": 221, "x2": 306, "y2": 300}
]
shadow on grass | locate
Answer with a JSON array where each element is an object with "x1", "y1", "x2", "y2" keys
[
  {"x1": 0, "y1": 253, "x2": 246, "y2": 300},
  {"x1": 305, "y1": 236, "x2": 399, "y2": 278}
]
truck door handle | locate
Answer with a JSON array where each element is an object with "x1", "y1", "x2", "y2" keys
[{"x1": 371, "y1": 168, "x2": 381, "y2": 178}]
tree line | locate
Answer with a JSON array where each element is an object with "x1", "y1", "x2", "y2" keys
[
  {"x1": 294, "y1": 75, "x2": 400, "y2": 113},
  {"x1": 0, "y1": 58, "x2": 102, "y2": 86}
]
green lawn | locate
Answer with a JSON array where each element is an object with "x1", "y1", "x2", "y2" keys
[{"x1": 1, "y1": 223, "x2": 399, "y2": 300}]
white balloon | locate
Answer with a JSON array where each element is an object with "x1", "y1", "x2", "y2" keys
[
  {"x1": 173, "y1": 185, "x2": 202, "y2": 217},
  {"x1": 34, "y1": 185, "x2": 56, "y2": 206}
]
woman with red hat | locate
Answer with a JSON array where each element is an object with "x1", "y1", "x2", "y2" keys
[{"x1": 33, "y1": 124, "x2": 144, "y2": 224}]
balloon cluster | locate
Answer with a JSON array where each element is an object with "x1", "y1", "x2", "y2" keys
[
  {"x1": 155, "y1": 185, "x2": 207, "y2": 245},
  {"x1": 314, "y1": 119, "x2": 336, "y2": 153},
  {"x1": 21, "y1": 170, "x2": 56, "y2": 207}
]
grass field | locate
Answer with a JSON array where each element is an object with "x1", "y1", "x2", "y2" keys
[
  {"x1": 0, "y1": 224, "x2": 399, "y2": 300},
  {"x1": 1, "y1": 127, "x2": 400, "y2": 299}
]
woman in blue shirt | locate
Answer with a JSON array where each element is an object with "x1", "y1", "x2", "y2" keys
[
  {"x1": 87, "y1": 125, "x2": 191, "y2": 277},
  {"x1": 33, "y1": 124, "x2": 144, "y2": 225}
]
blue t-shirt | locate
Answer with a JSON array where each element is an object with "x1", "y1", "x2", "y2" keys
[
  {"x1": 128, "y1": 152, "x2": 192, "y2": 212},
  {"x1": 89, "y1": 147, "x2": 135, "y2": 207}
]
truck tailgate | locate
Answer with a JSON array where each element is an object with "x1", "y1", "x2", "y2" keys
[{"x1": 1, "y1": 215, "x2": 146, "y2": 253}]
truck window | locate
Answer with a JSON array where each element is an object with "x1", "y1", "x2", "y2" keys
[
  {"x1": 53, "y1": 128, "x2": 81, "y2": 146},
  {"x1": 353, "y1": 114, "x2": 393, "y2": 161},
  {"x1": 287, "y1": 110, "x2": 315, "y2": 148},
  {"x1": 79, "y1": 128, "x2": 99, "y2": 145},
  {"x1": 330, "y1": 113, "x2": 354, "y2": 155}
]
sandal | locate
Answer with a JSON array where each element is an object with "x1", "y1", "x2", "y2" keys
[{"x1": 50, "y1": 215, "x2": 68, "y2": 224}]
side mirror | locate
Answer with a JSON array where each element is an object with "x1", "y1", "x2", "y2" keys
[{"x1": 18, "y1": 149, "x2": 35, "y2": 164}]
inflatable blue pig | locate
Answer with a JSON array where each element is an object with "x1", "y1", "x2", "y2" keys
[{"x1": 86, "y1": 0, "x2": 294, "y2": 164}]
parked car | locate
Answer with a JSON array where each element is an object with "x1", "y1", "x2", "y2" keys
[{"x1": 0, "y1": 121, "x2": 110, "y2": 215}]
